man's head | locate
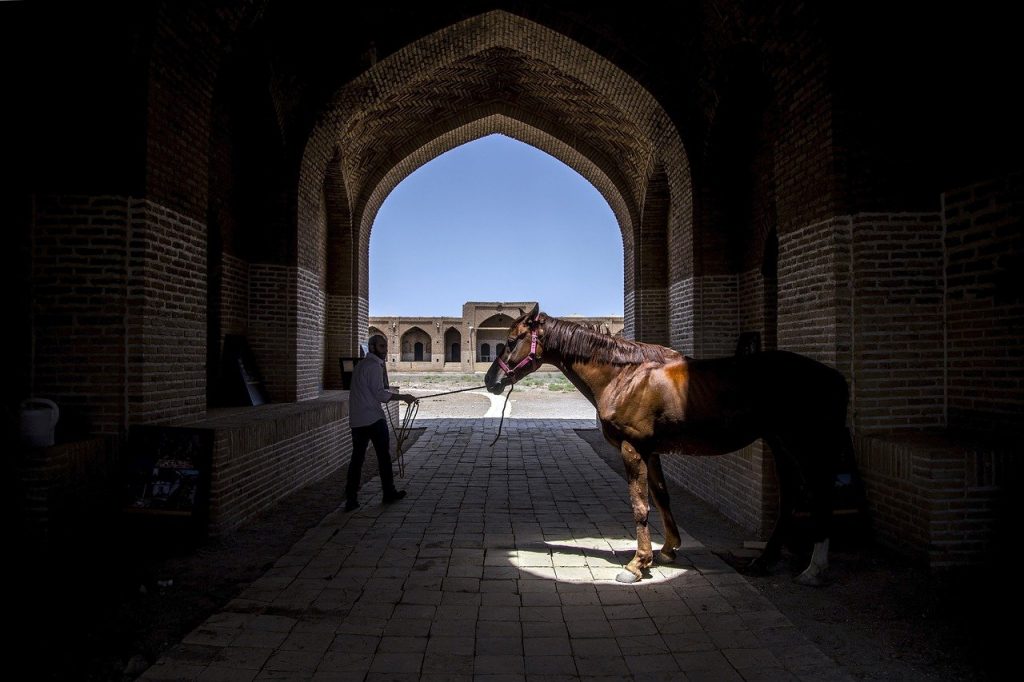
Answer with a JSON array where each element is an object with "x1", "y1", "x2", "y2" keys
[{"x1": 368, "y1": 334, "x2": 388, "y2": 360}]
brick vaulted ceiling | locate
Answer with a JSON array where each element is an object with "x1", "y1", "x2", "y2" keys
[
  {"x1": 336, "y1": 45, "x2": 653, "y2": 225},
  {"x1": 289, "y1": 8, "x2": 696, "y2": 266}
]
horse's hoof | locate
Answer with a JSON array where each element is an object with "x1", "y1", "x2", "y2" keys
[
  {"x1": 793, "y1": 569, "x2": 827, "y2": 587},
  {"x1": 656, "y1": 550, "x2": 676, "y2": 564},
  {"x1": 741, "y1": 558, "x2": 770, "y2": 576},
  {"x1": 615, "y1": 570, "x2": 640, "y2": 584}
]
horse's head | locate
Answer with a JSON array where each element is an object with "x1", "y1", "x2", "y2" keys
[{"x1": 484, "y1": 302, "x2": 548, "y2": 394}]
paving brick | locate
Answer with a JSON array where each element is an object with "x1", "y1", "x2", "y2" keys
[{"x1": 144, "y1": 421, "x2": 843, "y2": 681}]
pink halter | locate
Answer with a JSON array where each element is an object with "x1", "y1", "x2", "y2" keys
[{"x1": 497, "y1": 330, "x2": 539, "y2": 380}]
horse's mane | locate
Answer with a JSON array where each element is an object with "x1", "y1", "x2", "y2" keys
[{"x1": 542, "y1": 316, "x2": 678, "y2": 365}]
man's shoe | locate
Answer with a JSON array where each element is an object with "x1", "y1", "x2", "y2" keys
[
  {"x1": 344, "y1": 498, "x2": 360, "y2": 512},
  {"x1": 383, "y1": 490, "x2": 406, "y2": 504}
]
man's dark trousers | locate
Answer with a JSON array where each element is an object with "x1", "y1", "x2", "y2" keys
[{"x1": 346, "y1": 418, "x2": 396, "y2": 499}]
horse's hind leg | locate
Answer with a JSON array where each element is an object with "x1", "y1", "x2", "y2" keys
[
  {"x1": 617, "y1": 440, "x2": 654, "y2": 583},
  {"x1": 645, "y1": 452, "x2": 681, "y2": 563},
  {"x1": 792, "y1": 431, "x2": 839, "y2": 587},
  {"x1": 794, "y1": 475, "x2": 832, "y2": 586},
  {"x1": 748, "y1": 436, "x2": 797, "y2": 575}
]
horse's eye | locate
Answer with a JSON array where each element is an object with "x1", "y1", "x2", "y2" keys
[{"x1": 506, "y1": 339, "x2": 517, "y2": 353}]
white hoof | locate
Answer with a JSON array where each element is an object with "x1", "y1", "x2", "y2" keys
[
  {"x1": 795, "y1": 539, "x2": 830, "y2": 587},
  {"x1": 615, "y1": 570, "x2": 640, "y2": 584},
  {"x1": 794, "y1": 567, "x2": 827, "y2": 587}
]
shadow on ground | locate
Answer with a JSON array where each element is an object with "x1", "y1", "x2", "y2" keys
[
  {"x1": 575, "y1": 428, "x2": 1011, "y2": 681},
  {"x1": 12, "y1": 430, "x2": 424, "y2": 682},
  {"x1": 12, "y1": 425, "x2": 1012, "y2": 681}
]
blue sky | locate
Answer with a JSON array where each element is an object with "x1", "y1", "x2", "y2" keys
[{"x1": 369, "y1": 134, "x2": 623, "y2": 317}]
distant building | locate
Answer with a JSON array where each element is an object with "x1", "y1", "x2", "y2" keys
[{"x1": 369, "y1": 301, "x2": 624, "y2": 372}]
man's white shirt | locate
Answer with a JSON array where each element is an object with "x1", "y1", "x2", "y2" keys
[{"x1": 349, "y1": 353, "x2": 394, "y2": 428}]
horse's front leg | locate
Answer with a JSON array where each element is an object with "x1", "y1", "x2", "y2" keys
[
  {"x1": 617, "y1": 440, "x2": 654, "y2": 583},
  {"x1": 646, "y1": 452, "x2": 682, "y2": 563}
]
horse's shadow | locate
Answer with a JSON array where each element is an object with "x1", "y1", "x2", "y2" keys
[
  {"x1": 539, "y1": 542, "x2": 625, "y2": 566},
  {"x1": 536, "y1": 543, "x2": 658, "y2": 580}
]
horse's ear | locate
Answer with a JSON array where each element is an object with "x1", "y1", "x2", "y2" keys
[
  {"x1": 527, "y1": 303, "x2": 539, "y2": 320},
  {"x1": 537, "y1": 312, "x2": 548, "y2": 324}
]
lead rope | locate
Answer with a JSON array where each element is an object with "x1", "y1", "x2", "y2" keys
[
  {"x1": 385, "y1": 378, "x2": 522, "y2": 466},
  {"x1": 387, "y1": 398, "x2": 419, "y2": 478},
  {"x1": 489, "y1": 383, "x2": 514, "y2": 447},
  {"x1": 385, "y1": 384, "x2": 489, "y2": 477}
]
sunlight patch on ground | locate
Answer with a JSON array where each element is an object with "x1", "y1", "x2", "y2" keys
[{"x1": 505, "y1": 536, "x2": 691, "y2": 585}]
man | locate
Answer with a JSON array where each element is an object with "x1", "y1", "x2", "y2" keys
[{"x1": 346, "y1": 334, "x2": 417, "y2": 512}]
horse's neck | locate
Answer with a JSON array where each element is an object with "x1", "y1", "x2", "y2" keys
[{"x1": 547, "y1": 354, "x2": 618, "y2": 407}]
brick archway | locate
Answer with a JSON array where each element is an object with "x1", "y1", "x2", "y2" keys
[{"x1": 298, "y1": 10, "x2": 695, "y2": 399}]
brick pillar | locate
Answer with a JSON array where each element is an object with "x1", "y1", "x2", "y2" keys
[
  {"x1": 777, "y1": 217, "x2": 853, "y2": 367},
  {"x1": 633, "y1": 167, "x2": 670, "y2": 345},
  {"x1": 126, "y1": 200, "x2": 207, "y2": 424},
  {"x1": 697, "y1": 274, "x2": 740, "y2": 359},
  {"x1": 219, "y1": 252, "x2": 249, "y2": 339},
  {"x1": 668, "y1": 278, "x2": 696, "y2": 355},
  {"x1": 324, "y1": 158, "x2": 361, "y2": 389},
  {"x1": 296, "y1": 268, "x2": 326, "y2": 400},
  {"x1": 33, "y1": 195, "x2": 207, "y2": 435},
  {"x1": 32, "y1": 196, "x2": 130, "y2": 436},
  {"x1": 249, "y1": 264, "x2": 295, "y2": 402}
]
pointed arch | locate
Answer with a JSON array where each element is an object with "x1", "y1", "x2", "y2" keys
[
  {"x1": 400, "y1": 326, "x2": 432, "y2": 362},
  {"x1": 444, "y1": 326, "x2": 463, "y2": 363},
  {"x1": 294, "y1": 10, "x2": 694, "y2": 397}
]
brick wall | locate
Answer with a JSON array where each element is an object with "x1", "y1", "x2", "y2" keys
[
  {"x1": 356, "y1": 296, "x2": 370, "y2": 354},
  {"x1": 771, "y1": 192, "x2": 1019, "y2": 566},
  {"x1": 622, "y1": 290, "x2": 634, "y2": 340},
  {"x1": 32, "y1": 196, "x2": 206, "y2": 434},
  {"x1": 660, "y1": 270, "x2": 777, "y2": 535},
  {"x1": 634, "y1": 167, "x2": 670, "y2": 345},
  {"x1": 32, "y1": 196, "x2": 130, "y2": 436},
  {"x1": 324, "y1": 156, "x2": 360, "y2": 386},
  {"x1": 207, "y1": 399, "x2": 351, "y2": 535},
  {"x1": 293, "y1": 190, "x2": 329, "y2": 400},
  {"x1": 631, "y1": 289, "x2": 669, "y2": 346},
  {"x1": 944, "y1": 174, "x2": 1024, "y2": 435},
  {"x1": 850, "y1": 213, "x2": 945, "y2": 430},
  {"x1": 220, "y1": 252, "x2": 248, "y2": 339},
  {"x1": 144, "y1": 3, "x2": 256, "y2": 222},
  {"x1": 854, "y1": 433, "x2": 930, "y2": 562},
  {"x1": 126, "y1": 200, "x2": 207, "y2": 424},
  {"x1": 698, "y1": 274, "x2": 740, "y2": 359},
  {"x1": 855, "y1": 431, "x2": 1013, "y2": 567},
  {"x1": 738, "y1": 268, "x2": 767, "y2": 348},
  {"x1": 297, "y1": 267, "x2": 326, "y2": 400},
  {"x1": 778, "y1": 217, "x2": 852, "y2": 367},
  {"x1": 764, "y1": 7, "x2": 837, "y2": 233},
  {"x1": 249, "y1": 264, "x2": 294, "y2": 402},
  {"x1": 669, "y1": 278, "x2": 695, "y2": 355},
  {"x1": 661, "y1": 441, "x2": 772, "y2": 536},
  {"x1": 325, "y1": 295, "x2": 350, "y2": 389}
]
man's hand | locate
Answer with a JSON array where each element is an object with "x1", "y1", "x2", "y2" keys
[{"x1": 402, "y1": 394, "x2": 417, "y2": 405}]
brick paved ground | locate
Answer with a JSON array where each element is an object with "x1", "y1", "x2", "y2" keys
[{"x1": 140, "y1": 420, "x2": 846, "y2": 681}]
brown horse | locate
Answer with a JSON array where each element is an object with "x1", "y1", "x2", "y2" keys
[{"x1": 484, "y1": 304, "x2": 850, "y2": 585}]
